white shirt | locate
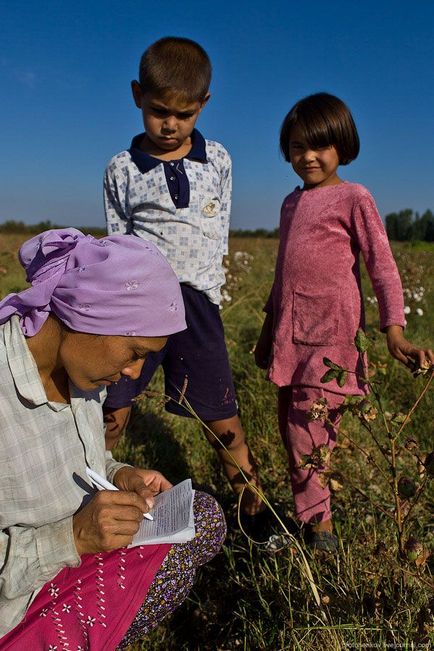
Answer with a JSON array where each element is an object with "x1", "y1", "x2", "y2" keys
[
  {"x1": 104, "y1": 130, "x2": 231, "y2": 305},
  {"x1": 0, "y1": 316, "x2": 128, "y2": 636}
]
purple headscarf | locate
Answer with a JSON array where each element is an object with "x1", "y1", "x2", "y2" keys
[{"x1": 0, "y1": 228, "x2": 186, "y2": 337}]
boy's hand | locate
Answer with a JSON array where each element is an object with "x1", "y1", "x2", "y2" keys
[
  {"x1": 386, "y1": 325, "x2": 434, "y2": 372},
  {"x1": 254, "y1": 313, "x2": 273, "y2": 369}
]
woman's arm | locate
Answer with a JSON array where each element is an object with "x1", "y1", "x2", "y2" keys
[
  {"x1": 72, "y1": 489, "x2": 149, "y2": 555},
  {"x1": 1, "y1": 476, "x2": 159, "y2": 600},
  {"x1": 105, "y1": 449, "x2": 134, "y2": 482},
  {"x1": 0, "y1": 518, "x2": 80, "y2": 601}
]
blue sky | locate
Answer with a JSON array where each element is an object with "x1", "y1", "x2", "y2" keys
[{"x1": 1, "y1": 0, "x2": 433, "y2": 230}]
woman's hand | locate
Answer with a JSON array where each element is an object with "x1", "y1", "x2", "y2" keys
[
  {"x1": 386, "y1": 325, "x2": 434, "y2": 371},
  {"x1": 254, "y1": 313, "x2": 274, "y2": 370},
  {"x1": 72, "y1": 468, "x2": 172, "y2": 555},
  {"x1": 72, "y1": 489, "x2": 147, "y2": 555},
  {"x1": 113, "y1": 467, "x2": 173, "y2": 508}
]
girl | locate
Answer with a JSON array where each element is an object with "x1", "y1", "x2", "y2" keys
[{"x1": 255, "y1": 93, "x2": 433, "y2": 552}]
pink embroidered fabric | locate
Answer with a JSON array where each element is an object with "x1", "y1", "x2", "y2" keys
[
  {"x1": 266, "y1": 183, "x2": 405, "y2": 395},
  {"x1": 0, "y1": 543, "x2": 170, "y2": 650}
]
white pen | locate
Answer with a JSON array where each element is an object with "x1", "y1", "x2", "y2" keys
[{"x1": 85, "y1": 467, "x2": 154, "y2": 521}]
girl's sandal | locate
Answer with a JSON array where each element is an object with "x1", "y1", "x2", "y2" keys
[{"x1": 306, "y1": 531, "x2": 338, "y2": 553}]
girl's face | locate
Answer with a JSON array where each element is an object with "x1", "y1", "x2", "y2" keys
[
  {"x1": 58, "y1": 331, "x2": 167, "y2": 391},
  {"x1": 289, "y1": 124, "x2": 341, "y2": 189}
]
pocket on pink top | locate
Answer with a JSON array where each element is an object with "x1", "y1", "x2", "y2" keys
[{"x1": 292, "y1": 289, "x2": 340, "y2": 345}]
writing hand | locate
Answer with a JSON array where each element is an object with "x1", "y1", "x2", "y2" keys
[{"x1": 72, "y1": 489, "x2": 147, "y2": 555}]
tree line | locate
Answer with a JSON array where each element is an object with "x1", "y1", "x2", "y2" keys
[
  {"x1": 385, "y1": 209, "x2": 434, "y2": 242},
  {"x1": 0, "y1": 219, "x2": 279, "y2": 239},
  {"x1": 1, "y1": 212, "x2": 433, "y2": 241},
  {"x1": 0, "y1": 220, "x2": 105, "y2": 237}
]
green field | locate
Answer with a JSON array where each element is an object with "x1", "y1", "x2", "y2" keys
[{"x1": 0, "y1": 233, "x2": 433, "y2": 650}]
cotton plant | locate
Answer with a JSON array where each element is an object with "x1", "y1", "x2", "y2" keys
[
  {"x1": 220, "y1": 251, "x2": 255, "y2": 307},
  {"x1": 138, "y1": 384, "x2": 324, "y2": 611},
  {"x1": 305, "y1": 329, "x2": 433, "y2": 565}
]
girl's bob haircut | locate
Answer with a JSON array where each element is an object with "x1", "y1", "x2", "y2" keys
[{"x1": 280, "y1": 92, "x2": 360, "y2": 165}]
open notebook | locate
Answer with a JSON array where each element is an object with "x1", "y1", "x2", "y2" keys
[{"x1": 130, "y1": 478, "x2": 195, "y2": 546}]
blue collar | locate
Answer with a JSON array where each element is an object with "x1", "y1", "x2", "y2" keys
[{"x1": 129, "y1": 129, "x2": 207, "y2": 173}]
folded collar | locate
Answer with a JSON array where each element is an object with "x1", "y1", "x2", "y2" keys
[
  {"x1": 129, "y1": 129, "x2": 207, "y2": 173},
  {"x1": 3, "y1": 317, "x2": 101, "y2": 410},
  {"x1": 3, "y1": 317, "x2": 56, "y2": 407}
]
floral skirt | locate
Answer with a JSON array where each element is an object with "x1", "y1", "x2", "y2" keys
[{"x1": 0, "y1": 492, "x2": 226, "y2": 651}]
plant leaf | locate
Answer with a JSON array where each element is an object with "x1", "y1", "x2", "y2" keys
[
  {"x1": 337, "y1": 370, "x2": 348, "y2": 387},
  {"x1": 355, "y1": 329, "x2": 370, "y2": 353},
  {"x1": 323, "y1": 357, "x2": 340, "y2": 370},
  {"x1": 320, "y1": 368, "x2": 339, "y2": 384},
  {"x1": 299, "y1": 454, "x2": 314, "y2": 469}
]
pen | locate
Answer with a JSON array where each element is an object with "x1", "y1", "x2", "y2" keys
[{"x1": 85, "y1": 467, "x2": 154, "y2": 521}]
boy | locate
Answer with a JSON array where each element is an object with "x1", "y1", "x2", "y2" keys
[{"x1": 103, "y1": 37, "x2": 264, "y2": 519}]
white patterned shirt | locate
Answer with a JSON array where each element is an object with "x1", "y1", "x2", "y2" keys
[
  {"x1": 0, "y1": 316, "x2": 128, "y2": 636},
  {"x1": 104, "y1": 130, "x2": 231, "y2": 305}
]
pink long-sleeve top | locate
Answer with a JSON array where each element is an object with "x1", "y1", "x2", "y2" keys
[{"x1": 266, "y1": 182, "x2": 405, "y2": 395}]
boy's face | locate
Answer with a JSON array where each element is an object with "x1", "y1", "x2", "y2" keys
[{"x1": 132, "y1": 82, "x2": 209, "y2": 156}]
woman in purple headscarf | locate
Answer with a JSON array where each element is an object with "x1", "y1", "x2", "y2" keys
[{"x1": 0, "y1": 229, "x2": 226, "y2": 650}]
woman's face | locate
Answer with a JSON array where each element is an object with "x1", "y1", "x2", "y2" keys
[{"x1": 58, "y1": 331, "x2": 167, "y2": 391}]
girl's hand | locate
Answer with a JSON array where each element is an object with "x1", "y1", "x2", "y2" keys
[
  {"x1": 386, "y1": 325, "x2": 434, "y2": 371},
  {"x1": 254, "y1": 313, "x2": 274, "y2": 369},
  {"x1": 113, "y1": 466, "x2": 173, "y2": 511}
]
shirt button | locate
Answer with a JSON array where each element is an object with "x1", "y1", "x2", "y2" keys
[
  {"x1": 170, "y1": 176, "x2": 175, "y2": 181},
  {"x1": 175, "y1": 195, "x2": 178, "y2": 199},
  {"x1": 170, "y1": 162, "x2": 175, "y2": 166}
]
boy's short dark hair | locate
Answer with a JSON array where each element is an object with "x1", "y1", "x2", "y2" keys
[
  {"x1": 139, "y1": 36, "x2": 211, "y2": 102},
  {"x1": 280, "y1": 92, "x2": 360, "y2": 165}
]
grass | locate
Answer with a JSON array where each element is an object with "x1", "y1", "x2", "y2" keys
[{"x1": 1, "y1": 233, "x2": 433, "y2": 650}]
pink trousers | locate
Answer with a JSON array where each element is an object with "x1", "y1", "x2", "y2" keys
[{"x1": 278, "y1": 385, "x2": 345, "y2": 524}]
